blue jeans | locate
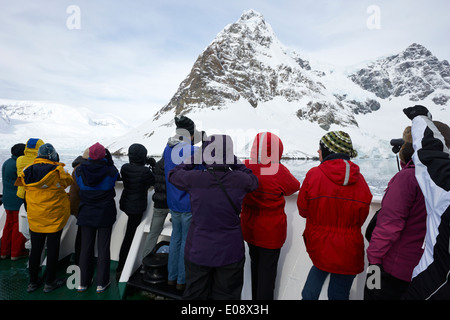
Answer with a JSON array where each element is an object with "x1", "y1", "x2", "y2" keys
[
  {"x1": 168, "y1": 210, "x2": 192, "y2": 284},
  {"x1": 302, "y1": 265, "x2": 356, "y2": 300}
]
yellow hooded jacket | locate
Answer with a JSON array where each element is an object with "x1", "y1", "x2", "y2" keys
[
  {"x1": 15, "y1": 158, "x2": 73, "y2": 233},
  {"x1": 16, "y1": 138, "x2": 45, "y2": 199}
]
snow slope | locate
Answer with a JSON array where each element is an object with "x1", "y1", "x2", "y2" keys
[
  {"x1": 0, "y1": 99, "x2": 130, "y2": 153},
  {"x1": 107, "y1": 10, "x2": 449, "y2": 159}
]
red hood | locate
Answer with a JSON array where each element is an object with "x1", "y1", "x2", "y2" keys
[
  {"x1": 319, "y1": 158, "x2": 361, "y2": 186},
  {"x1": 249, "y1": 132, "x2": 284, "y2": 164}
]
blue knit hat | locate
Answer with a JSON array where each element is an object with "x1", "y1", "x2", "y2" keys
[{"x1": 38, "y1": 143, "x2": 59, "y2": 162}]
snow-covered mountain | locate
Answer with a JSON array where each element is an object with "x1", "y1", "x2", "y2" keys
[
  {"x1": 2, "y1": 10, "x2": 446, "y2": 160},
  {"x1": 108, "y1": 10, "x2": 448, "y2": 159},
  {"x1": 0, "y1": 99, "x2": 130, "y2": 153},
  {"x1": 154, "y1": 10, "x2": 381, "y2": 133},
  {"x1": 350, "y1": 43, "x2": 450, "y2": 102}
]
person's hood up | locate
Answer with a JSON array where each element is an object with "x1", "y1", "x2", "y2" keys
[
  {"x1": 249, "y1": 132, "x2": 283, "y2": 164},
  {"x1": 128, "y1": 143, "x2": 148, "y2": 165},
  {"x1": 78, "y1": 161, "x2": 115, "y2": 187},
  {"x1": 167, "y1": 135, "x2": 184, "y2": 147},
  {"x1": 24, "y1": 138, "x2": 45, "y2": 157},
  {"x1": 319, "y1": 155, "x2": 361, "y2": 186},
  {"x1": 194, "y1": 134, "x2": 239, "y2": 168}
]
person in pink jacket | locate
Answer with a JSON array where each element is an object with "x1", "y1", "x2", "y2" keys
[{"x1": 365, "y1": 126, "x2": 427, "y2": 300}]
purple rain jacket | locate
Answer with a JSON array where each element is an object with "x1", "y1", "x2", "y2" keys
[
  {"x1": 367, "y1": 160, "x2": 427, "y2": 282},
  {"x1": 168, "y1": 135, "x2": 259, "y2": 267}
]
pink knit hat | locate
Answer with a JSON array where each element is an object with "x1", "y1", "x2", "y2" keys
[{"x1": 89, "y1": 142, "x2": 105, "y2": 160}]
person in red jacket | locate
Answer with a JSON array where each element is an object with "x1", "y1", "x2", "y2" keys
[
  {"x1": 241, "y1": 132, "x2": 300, "y2": 300},
  {"x1": 297, "y1": 131, "x2": 372, "y2": 300}
]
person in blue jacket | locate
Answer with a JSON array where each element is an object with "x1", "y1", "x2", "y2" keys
[{"x1": 163, "y1": 115, "x2": 202, "y2": 290}]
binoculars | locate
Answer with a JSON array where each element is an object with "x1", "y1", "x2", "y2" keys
[{"x1": 390, "y1": 138, "x2": 404, "y2": 154}]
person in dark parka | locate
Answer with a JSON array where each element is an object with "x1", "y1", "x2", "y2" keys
[
  {"x1": 75, "y1": 142, "x2": 119, "y2": 293},
  {"x1": 1, "y1": 143, "x2": 27, "y2": 260},
  {"x1": 143, "y1": 156, "x2": 169, "y2": 256},
  {"x1": 116, "y1": 143, "x2": 155, "y2": 276},
  {"x1": 169, "y1": 134, "x2": 259, "y2": 300}
]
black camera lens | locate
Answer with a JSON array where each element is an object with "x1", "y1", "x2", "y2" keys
[{"x1": 390, "y1": 138, "x2": 404, "y2": 154}]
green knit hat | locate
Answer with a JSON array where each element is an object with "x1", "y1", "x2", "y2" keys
[{"x1": 320, "y1": 131, "x2": 358, "y2": 158}]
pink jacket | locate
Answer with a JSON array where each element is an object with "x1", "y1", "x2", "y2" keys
[{"x1": 367, "y1": 161, "x2": 426, "y2": 282}]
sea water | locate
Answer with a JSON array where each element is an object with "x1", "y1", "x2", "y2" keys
[
  {"x1": 0, "y1": 149, "x2": 398, "y2": 197},
  {"x1": 282, "y1": 158, "x2": 397, "y2": 198}
]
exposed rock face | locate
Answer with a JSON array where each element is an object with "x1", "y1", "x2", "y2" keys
[
  {"x1": 153, "y1": 10, "x2": 361, "y2": 130},
  {"x1": 350, "y1": 43, "x2": 450, "y2": 102},
  {"x1": 107, "y1": 11, "x2": 449, "y2": 159}
]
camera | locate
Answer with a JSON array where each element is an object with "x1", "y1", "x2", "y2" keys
[
  {"x1": 390, "y1": 138, "x2": 404, "y2": 154},
  {"x1": 146, "y1": 156, "x2": 156, "y2": 167}
]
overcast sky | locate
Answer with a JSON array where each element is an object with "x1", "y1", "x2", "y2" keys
[{"x1": 1, "y1": 0, "x2": 449, "y2": 125}]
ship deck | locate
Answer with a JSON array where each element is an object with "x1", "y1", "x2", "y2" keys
[
  {"x1": 0, "y1": 256, "x2": 127, "y2": 300},
  {"x1": 0, "y1": 183, "x2": 381, "y2": 301}
]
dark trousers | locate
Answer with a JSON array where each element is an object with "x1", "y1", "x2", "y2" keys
[
  {"x1": 364, "y1": 268, "x2": 410, "y2": 300},
  {"x1": 29, "y1": 229, "x2": 62, "y2": 284},
  {"x1": 117, "y1": 213, "x2": 143, "y2": 272},
  {"x1": 73, "y1": 226, "x2": 81, "y2": 265},
  {"x1": 79, "y1": 225, "x2": 112, "y2": 287},
  {"x1": 183, "y1": 257, "x2": 245, "y2": 300},
  {"x1": 248, "y1": 243, "x2": 281, "y2": 300}
]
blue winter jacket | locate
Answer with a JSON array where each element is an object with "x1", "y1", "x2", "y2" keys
[
  {"x1": 1, "y1": 156, "x2": 24, "y2": 211},
  {"x1": 163, "y1": 138, "x2": 198, "y2": 213},
  {"x1": 75, "y1": 159, "x2": 119, "y2": 227}
]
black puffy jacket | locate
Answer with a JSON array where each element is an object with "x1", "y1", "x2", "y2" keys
[
  {"x1": 151, "y1": 157, "x2": 168, "y2": 209},
  {"x1": 119, "y1": 144, "x2": 155, "y2": 215}
]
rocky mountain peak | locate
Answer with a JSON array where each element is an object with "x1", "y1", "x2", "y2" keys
[
  {"x1": 401, "y1": 43, "x2": 433, "y2": 59},
  {"x1": 238, "y1": 9, "x2": 266, "y2": 25},
  {"x1": 108, "y1": 12, "x2": 449, "y2": 159},
  {"x1": 350, "y1": 43, "x2": 450, "y2": 103},
  {"x1": 153, "y1": 10, "x2": 363, "y2": 131}
]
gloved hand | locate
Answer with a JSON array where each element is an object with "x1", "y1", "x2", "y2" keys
[
  {"x1": 146, "y1": 156, "x2": 157, "y2": 167},
  {"x1": 403, "y1": 105, "x2": 432, "y2": 120}
]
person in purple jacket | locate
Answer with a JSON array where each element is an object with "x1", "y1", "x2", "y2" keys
[
  {"x1": 168, "y1": 134, "x2": 258, "y2": 300},
  {"x1": 365, "y1": 126, "x2": 427, "y2": 299}
]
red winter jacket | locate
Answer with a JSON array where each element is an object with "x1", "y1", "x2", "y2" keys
[
  {"x1": 297, "y1": 154, "x2": 372, "y2": 275},
  {"x1": 241, "y1": 132, "x2": 300, "y2": 249}
]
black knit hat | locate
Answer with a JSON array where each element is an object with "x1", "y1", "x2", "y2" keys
[
  {"x1": 175, "y1": 116, "x2": 195, "y2": 136},
  {"x1": 11, "y1": 143, "x2": 25, "y2": 157},
  {"x1": 175, "y1": 115, "x2": 203, "y2": 144}
]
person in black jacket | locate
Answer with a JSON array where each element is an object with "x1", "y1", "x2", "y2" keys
[
  {"x1": 116, "y1": 143, "x2": 155, "y2": 277},
  {"x1": 143, "y1": 156, "x2": 170, "y2": 257}
]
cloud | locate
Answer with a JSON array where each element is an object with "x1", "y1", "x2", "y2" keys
[{"x1": 0, "y1": 0, "x2": 448, "y2": 124}]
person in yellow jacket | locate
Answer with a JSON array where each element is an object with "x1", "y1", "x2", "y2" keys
[
  {"x1": 15, "y1": 143, "x2": 73, "y2": 293},
  {"x1": 16, "y1": 138, "x2": 45, "y2": 200}
]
